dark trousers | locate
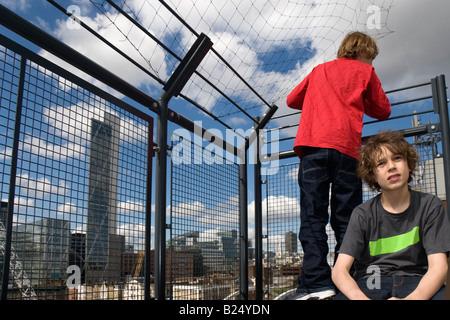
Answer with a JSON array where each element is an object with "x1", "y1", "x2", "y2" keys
[
  {"x1": 298, "y1": 147, "x2": 362, "y2": 290},
  {"x1": 333, "y1": 276, "x2": 446, "y2": 300}
]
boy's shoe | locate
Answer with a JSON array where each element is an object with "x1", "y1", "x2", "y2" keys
[{"x1": 285, "y1": 287, "x2": 336, "y2": 300}]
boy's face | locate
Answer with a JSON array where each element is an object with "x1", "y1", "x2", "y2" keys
[{"x1": 374, "y1": 146, "x2": 410, "y2": 192}]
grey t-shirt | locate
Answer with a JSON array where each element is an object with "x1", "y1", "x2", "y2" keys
[{"x1": 339, "y1": 190, "x2": 450, "y2": 280}]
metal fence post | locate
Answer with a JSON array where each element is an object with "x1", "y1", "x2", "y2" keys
[
  {"x1": 154, "y1": 93, "x2": 169, "y2": 300},
  {"x1": 239, "y1": 151, "x2": 248, "y2": 300},
  {"x1": 154, "y1": 34, "x2": 212, "y2": 300},
  {"x1": 253, "y1": 117, "x2": 263, "y2": 300},
  {"x1": 432, "y1": 74, "x2": 450, "y2": 217},
  {"x1": 1, "y1": 57, "x2": 26, "y2": 300},
  {"x1": 144, "y1": 118, "x2": 154, "y2": 300}
]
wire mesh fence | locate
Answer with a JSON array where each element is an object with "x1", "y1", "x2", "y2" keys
[
  {"x1": 169, "y1": 132, "x2": 241, "y2": 300},
  {"x1": 0, "y1": 39, "x2": 153, "y2": 300},
  {"x1": 264, "y1": 134, "x2": 444, "y2": 299},
  {"x1": 80, "y1": 0, "x2": 394, "y2": 129}
]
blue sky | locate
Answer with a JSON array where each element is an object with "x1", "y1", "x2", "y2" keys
[{"x1": 1, "y1": 0, "x2": 450, "y2": 249}]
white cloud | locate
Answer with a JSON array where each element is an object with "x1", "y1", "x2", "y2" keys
[
  {"x1": 117, "y1": 222, "x2": 148, "y2": 251},
  {"x1": 17, "y1": 100, "x2": 149, "y2": 162},
  {"x1": 118, "y1": 200, "x2": 145, "y2": 213},
  {"x1": 38, "y1": 8, "x2": 166, "y2": 95},
  {"x1": 285, "y1": 167, "x2": 298, "y2": 181},
  {"x1": 20, "y1": 135, "x2": 86, "y2": 162},
  {"x1": 12, "y1": 196, "x2": 34, "y2": 208},
  {"x1": 0, "y1": 147, "x2": 12, "y2": 162},
  {"x1": 248, "y1": 195, "x2": 300, "y2": 227},
  {"x1": 57, "y1": 202, "x2": 78, "y2": 216},
  {"x1": 170, "y1": 200, "x2": 207, "y2": 218},
  {"x1": 16, "y1": 173, "x2": 67, "y2": 199}
]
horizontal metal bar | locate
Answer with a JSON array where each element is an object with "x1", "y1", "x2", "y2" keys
[
  {"x1": 390, "y1": 95, "x2": 433, "y2": 107},
  {"x1": 266, "y1": 123, "x2": 298, "y2": 132},
  {"x1": 363, "y1": 109, "x2": 433, "y2": 125},
  {"x1": 271, "y1": 110, "x2": 301, "y2": 120},
  {"x1": 271, "y1": 125, "x2": 440, "y2": 161},
  {"x1": 385, "y1": 81, "x2": 430, "y2": 95},
  {"x1": 361, "y1": 123, "x2": 440, "y2": 143}
]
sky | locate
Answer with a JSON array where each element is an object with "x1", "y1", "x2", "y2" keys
[{"x1": 1, "y1": 0, "x2": 450, "y2": 252}]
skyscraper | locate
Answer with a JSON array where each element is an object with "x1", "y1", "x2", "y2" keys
[
  {"x1": 285, "y1": 231, "x2": 297, "y2": 256},
  {"x1": 86, "y1": 112, "x2": 120, "y2": 281}
]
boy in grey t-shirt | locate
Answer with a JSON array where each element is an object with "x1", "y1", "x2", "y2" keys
[{"x1": 332, "y1": 131, "x2": 450, "y2": 300}]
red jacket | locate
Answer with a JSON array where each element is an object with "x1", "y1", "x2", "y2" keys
[{"x1": 286, "y1": 58, "x2": 391, "y2": 159}]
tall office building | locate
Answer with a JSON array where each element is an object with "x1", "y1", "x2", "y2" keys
[
  {"x1": 69, "y1": 232, "x2": 86, "y2": 283},
  {"x1": 0, "y1": 201, "x2": 7, "y2": 225},
  {"x1": 285, "y1": 231, "x2": 297, "y2": 255},
  {"x1": 86, "y1": 112, "x2": 121, "y2": 281}
]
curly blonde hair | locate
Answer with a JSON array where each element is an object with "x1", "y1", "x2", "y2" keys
[
  {"x1": 358, "y1": 131, "x2": 419, "y2": 192},
  {"x1": 337, "y1": 31, "x2": 379, "y2": 60}
]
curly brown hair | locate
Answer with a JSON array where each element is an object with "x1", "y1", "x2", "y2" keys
[
  {"x1": 337, "y1": 31, "x2": 379, "y2": 60},
  {"x1": 358, "y1": 131, "x2": 419, "y2": 192}
]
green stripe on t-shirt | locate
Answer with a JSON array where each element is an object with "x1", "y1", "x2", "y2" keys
[{"x1": 369, "y1": 226, "x2": 420, "y2": 256}]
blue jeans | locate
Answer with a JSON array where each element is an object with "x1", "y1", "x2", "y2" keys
[
  {"x1": 297, "y1": 147, "x2": 362, "y2": 290},
  {"x1": 333, "y1": 276, "x2": 446, "y2": 300}
]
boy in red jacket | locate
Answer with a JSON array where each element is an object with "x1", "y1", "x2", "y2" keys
[{"x1": 286, "y1": 31, "x2": 391, "y2": 300}]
